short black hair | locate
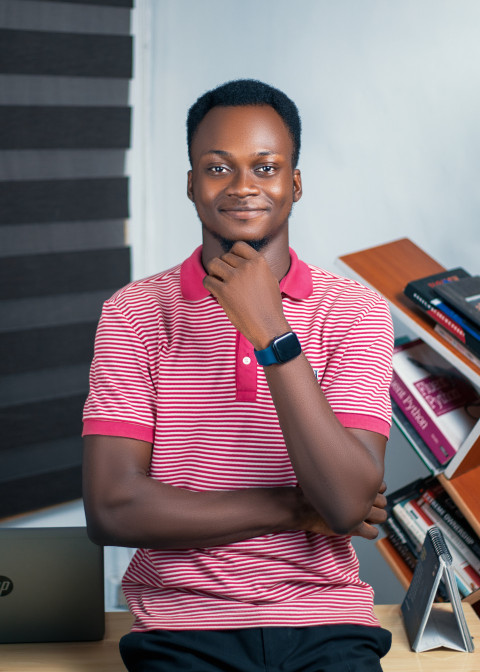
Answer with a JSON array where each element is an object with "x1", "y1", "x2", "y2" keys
[{"x1": 187, "y1": 79, "x2": 301, "y2": 167}]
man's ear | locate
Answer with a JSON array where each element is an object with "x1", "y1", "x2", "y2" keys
[
  {"x1": 293, "y1": 169, "x2": 302, "y2": 202},
  {"x1": 187, "y1": 170, "x2": 194, "y2": 202}
]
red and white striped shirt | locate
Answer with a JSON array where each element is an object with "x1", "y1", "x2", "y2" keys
[{"x1": 83, "y1": 246, "x2": 394, "y2": 631}]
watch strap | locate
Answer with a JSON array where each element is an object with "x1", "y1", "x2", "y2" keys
[{"x1": 254, "y1": 344, "x2": 280, "y2": 366}]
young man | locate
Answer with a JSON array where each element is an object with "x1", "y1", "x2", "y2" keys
[{"x1": 83, "y1": 80, "x2": 394, "y2": 671}]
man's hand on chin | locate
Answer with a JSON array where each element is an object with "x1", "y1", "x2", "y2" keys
[{"x1": 203, "y1": 241, "x2": 290, "y2": 349}]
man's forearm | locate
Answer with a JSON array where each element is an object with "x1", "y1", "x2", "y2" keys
[
  {"x1": 84, "y1": 468, "x2": 301, "y2": 549},
  {"x1": 263, "y1": 352, "x2": 385, "y2": 534}
]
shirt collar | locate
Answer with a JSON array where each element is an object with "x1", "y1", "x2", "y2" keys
[{"x1": 180, "y1": 246, "x2": 313, "y2": 301}]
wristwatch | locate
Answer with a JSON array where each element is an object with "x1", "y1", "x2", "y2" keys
[{"x1": 254, "y1": 332, "x2": 302, "y2": 366}]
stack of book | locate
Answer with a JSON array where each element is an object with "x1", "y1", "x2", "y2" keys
[
  {"x1": 390, "y1": 338, "x2": 480, "y2": 474},
  {"x1": 404, "y1": 268, "x2": 480, "y2": 368},
  {"x1": 383, "y1": 476, "x2": 480, "y2": 604}
]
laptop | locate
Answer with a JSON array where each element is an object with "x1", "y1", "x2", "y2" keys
[{"x1": 0, "y1": 526, "x2": 105, "y2": 643}]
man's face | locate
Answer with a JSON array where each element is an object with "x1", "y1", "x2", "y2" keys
[{"x1": 187, "y1": 105, "x2": 302, "y2": 252}]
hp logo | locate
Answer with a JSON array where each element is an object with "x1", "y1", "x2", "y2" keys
[{"x1": 0, "y1": 576, "x2": 13, "y2": 597}]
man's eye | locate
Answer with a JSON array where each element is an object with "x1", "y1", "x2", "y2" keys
[
  {"x1": 256, "y1": 165, "x2": 276, "y2": 174},
  {"x1": 208, "y1": 165, "x2": 228, "y2": 174}
]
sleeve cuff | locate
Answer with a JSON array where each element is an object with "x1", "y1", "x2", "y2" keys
[
  {"x1": 335, "y1": 413, "x2": 391, "y2": 438},
  {"x1": 82, "y1": 419, "x2": 154, "y2": 443}
]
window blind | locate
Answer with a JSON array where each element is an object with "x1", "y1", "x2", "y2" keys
[{"x1": 0, "y1": 0, "x2": 133, "y2": 517}]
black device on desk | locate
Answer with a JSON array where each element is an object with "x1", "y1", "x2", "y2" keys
[{"x1": 0, "y1": 526, "x2": 104, "y2": 643}]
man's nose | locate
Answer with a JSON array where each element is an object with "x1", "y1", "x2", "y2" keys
[{"x1": 225, "y1": 169, "x2": 260, "y2": 197}]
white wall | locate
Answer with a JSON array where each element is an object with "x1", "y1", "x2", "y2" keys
[
  {"x1": 129, "y1": 0, "x2": 480, "y2": 279},
  {"x1": 127, "y1": 0, "x2": 480, "y2": 604}
]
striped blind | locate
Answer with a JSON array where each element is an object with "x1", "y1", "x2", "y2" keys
[{"x1": 0, "y1": 0, "x2": 133, "y2": 517}]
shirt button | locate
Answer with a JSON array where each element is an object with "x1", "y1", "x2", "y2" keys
[{"x1": 242, "y1": 356, "x2": 251, "y2": 365}]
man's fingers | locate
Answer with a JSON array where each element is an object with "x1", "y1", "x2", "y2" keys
[
  {"x1": 205, "y1": 257, "x2": 235, "y2": 280},
  {"x1": 202, "y1": 274, "x2": 223, "y2": 296},
  {"x1": 218, "y1": 251, "x2": 245, "y2": 268},
  {"x1": 365, "y1": 506, "x2": 388, "y2": 525},
  {"x1": 352, "y1": 522, "x2": 379, "y2": 540},
  {"x1": 379, "y1": 481, "x2": 387, "y2": 495},
  {"x1": 228, "y1": 240, "x2": 259, "y2": 259},
  {"x1": 373, "y1": 492, "x2": 387, "y2": 509}
]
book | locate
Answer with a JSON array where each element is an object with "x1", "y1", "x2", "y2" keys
[
  {"x1": 434, "y1": 324, "x2": 480, "y2": 369},
  {"x1": 419, "y1": 500, "x2": 480, "y2": 578},
  {"x1": 382, "y1": 516, "x2": 419, "y2": 570},
  {"x1": 385, "y1": 475, "x2": 436, "y2": 516},
  {"x1": 382, "y1": 515, "x2": 452, "y2": 602},
  {"x1": 403, "y1": 268, "x2": 480, "y2": 358},
  {"x1": 391, "y1": 398, "x2": 443, "y2": 474},
  {"x1": 399, "y1": 498, "x2": 480, "y2": 597},
  {"x1": 435, "y1": 276, "x2": 480, "y2": 330},
  {"x1": 392, "y1": 500, "x2": 424, "y2": 553},
  {"x1": 430, "y1": 299, "x2": 480, "y2": 359},
  {"x1": 404, "y1": 268, "x2": 470, "y2": 304},
  {"x1": 425, "y1": 487, "x2": 480, "y2": 561},
  {"x1": 391, "y1": 371, "x2": 455, "y2": 465},
  {"x1": 401, "y1": 527, "x2": 474, "y2": 652},
  {"x1": 390, "y1": 340, "x2": 480, "y2": 464}
]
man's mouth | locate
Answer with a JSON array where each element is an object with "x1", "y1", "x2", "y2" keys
[{"x1": 219, "y1": 208, "x2": 267, "y2": 220}]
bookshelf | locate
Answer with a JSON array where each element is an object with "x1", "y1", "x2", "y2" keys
[{"x1": 336, "y1": 238, "x2": 480, "y2": 582}]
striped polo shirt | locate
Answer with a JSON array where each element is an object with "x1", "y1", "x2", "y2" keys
[{"x1": 83, "y1": 246, "x2": 394, "y2": 631}]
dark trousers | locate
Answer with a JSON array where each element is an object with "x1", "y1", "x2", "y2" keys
[{"x1": 120, "y1": 624, "x2": 392, "y2": 672}]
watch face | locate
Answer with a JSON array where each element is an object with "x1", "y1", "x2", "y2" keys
[{"x1": 272, "y1": 332, "x2": 301, "y2": 363}]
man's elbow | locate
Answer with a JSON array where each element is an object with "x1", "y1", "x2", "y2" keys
[
  {"x1": 83, "y1": 489, "x2": 134, "y2": 547},
  {"x1": 84, "y1": 506, "x2": 118, "y2": 546},
  {"x1": 320, "y1": 496, "x2": 376, "y2": 536},
  {"x1": 328, "y1": 514, "x2": 364, "y2": 536}
]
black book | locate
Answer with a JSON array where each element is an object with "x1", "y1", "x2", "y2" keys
[
  {"x1": 404, "y1": 267, "x2": 470, "y2": 308},
  {"x1": 382, "y1": 516, "x2": 419, "y2": 569},
  {"x1": 404, "y1": 268, "x2": 480, "y2": 357},
  {"x1": 434, "y1": 276, "x2": 480, "y2": 330}
]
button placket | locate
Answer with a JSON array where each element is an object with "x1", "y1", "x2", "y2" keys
[{"x1": 235, "y1": 331, "x2": 257, "y2": 401}]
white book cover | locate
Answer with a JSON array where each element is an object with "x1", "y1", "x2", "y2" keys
[{"x1": 392, "y1": 340, "x2": 480, "y2": 453}]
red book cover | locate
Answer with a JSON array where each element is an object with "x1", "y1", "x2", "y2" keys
[{"x1": 390, "y1": 340, "x2": 480, "y2": 463}]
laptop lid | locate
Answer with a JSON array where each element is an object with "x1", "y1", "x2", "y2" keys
[{"x1": 0, "y1": 526, "x2": 105, "y2": 643}]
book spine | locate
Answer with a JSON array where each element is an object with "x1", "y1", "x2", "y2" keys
[
  {"x1": 390, "y1": 371, "x2": 457, "y2": 463},
  {"x1": 434, "y1": 324, "x2": 480, "y2": 367},
  {"x1": 382, "y1": 516, "x2": 452, "y2": 601},
  {"x1": 403, "y1": 499, "x2": 434, "y2": 534},
  {"x1": 402, "y1": 500, "x2": 479, "y2": 595},
  {"x1": 385, "y1": 474, "x2": 437, "y2": 515},
  {"x1": 382, "y1": 518, "x2": 418, "y2": 571},
  {"x1": 406, "y1": 281, "x2": 480, "y2": 356},
  {"x1": 432, "y1": 490, "x2": 480, "y2": 559},
  {"x1": 391, "y1": 400, "x2": 442, "y2": 474},
  {"x1": 392, "y1": 502, "x2": 424, "y2": 552},
  {"x1": 435, "y1": 281, "x2": 480, "y2": 329},
  {"x1": 419, "y1": 500, "x2": 480, "y2": 576},
  {"x1": 432, "y1": 299, "x2": 480, "y2": 341},
  {"x1": 406, "y1": 288, "x2": 468, "y2": 342}
]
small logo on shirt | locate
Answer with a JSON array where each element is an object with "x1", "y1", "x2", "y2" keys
[{"x1": 312, "y1": 369, "x2": 319, "y2": 380}]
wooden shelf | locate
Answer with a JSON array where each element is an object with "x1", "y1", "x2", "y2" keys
[
  {"x1": 337, "y1": 238, "x2": 480, "y2": 388},
  {"x1": 337, "y1": 237, "x2": 480, "y2": 480}
]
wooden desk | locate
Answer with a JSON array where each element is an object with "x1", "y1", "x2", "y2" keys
[{"x1": 1, "y1": 605, "x2": 479, "y2": 671}]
